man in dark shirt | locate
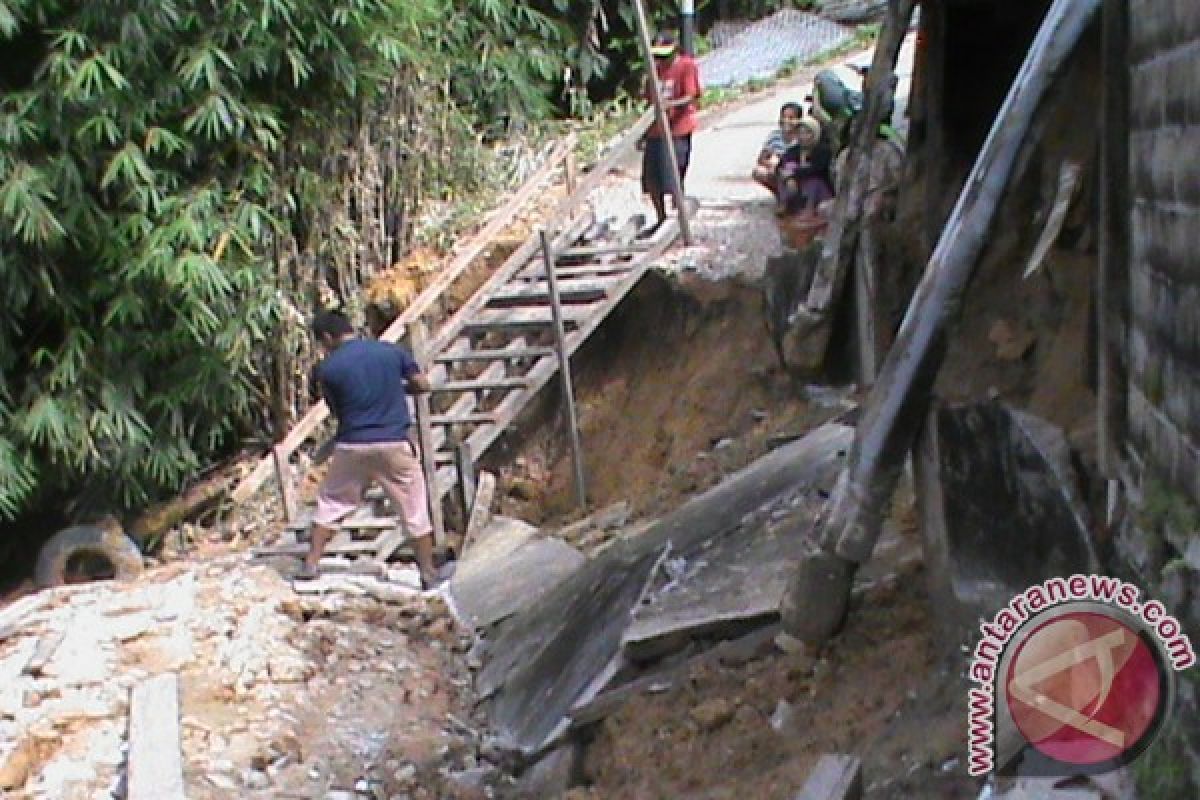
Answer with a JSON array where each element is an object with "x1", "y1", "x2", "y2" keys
[{"x1": 302, "y1": 311, "x2": 448, "y2": 589}]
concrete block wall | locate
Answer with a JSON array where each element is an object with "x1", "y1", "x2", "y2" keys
[{"x1": 1124, "y1": 1, "x2": 1200, "y2": 793}]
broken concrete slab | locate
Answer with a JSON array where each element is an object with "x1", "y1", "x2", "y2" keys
[
  {"x1": 477, "y1": 422, "x2": 853, "y2": 755},
  {"x1": 914, "y1": 401, "x2": 1101, "y2": 649},
  {"x1": 622, "y1": 515, "x2": 820, "y2": 662},
  {"x1": 450, "y1": 533, "x2": 586, "y2": 630},
  {"x1": 457, "y1": 516, "x2": 537, "y2": 572}
]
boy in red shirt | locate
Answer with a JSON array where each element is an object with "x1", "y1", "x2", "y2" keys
[{"x1": 641, "y1": 32, "x2": 701, "y2": 236}]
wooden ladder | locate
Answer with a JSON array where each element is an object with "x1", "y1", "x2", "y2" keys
[
  {"x1": 234, "y1": 108, "x2": 681, "y2": 550},
  {"x1": 422, "y1": 216, "x2": 679, "y2": 504}
]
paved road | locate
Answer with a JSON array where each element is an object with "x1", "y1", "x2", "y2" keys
[{"x1": 687, "y1": 31, "x2": 917, "y2": 207}]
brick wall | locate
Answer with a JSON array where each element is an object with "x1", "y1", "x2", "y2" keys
[
  {"x1": 1124, "y1": 0, "x2": 1200, "y2": 792},
  {"x1": 1128, "y1": 0, "x2": 1200, "y2": 511}
]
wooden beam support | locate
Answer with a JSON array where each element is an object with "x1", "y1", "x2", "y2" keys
[
  {"x1": 410, "y1": 321, "x2": 446, "y2": 548},
  {"x1": 541, "y1": 229, "x2": 588, "y2": 510}
]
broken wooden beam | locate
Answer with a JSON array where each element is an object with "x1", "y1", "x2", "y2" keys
[
  {"x1": 784, "y1": 0, "x2": 916, "y2": 375},
  {"x1": 794, "y1": 755, "x2": 863, "y2": 800},
  {"x1": 22, "y1": 630, "x2": 64, "y2": 678},
  {"x1": 810, "y1": 0, "x2": 1103, "y2": 567},
  {"x1": 128, "y1": 673, "x2": 186, "y2": 800},
  {"x1": 462, "y1": 471, "x2": 497, "y2": 555}
]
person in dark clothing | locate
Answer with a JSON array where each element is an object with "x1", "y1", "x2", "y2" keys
[
  {"x1": 301, "y1": 311, "x2": 450, "y2": 590},
  {"x1": 776, "y1": 115, "x2": 835, "y2": 216}
]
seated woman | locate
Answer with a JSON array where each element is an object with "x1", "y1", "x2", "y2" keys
[
  {"x1": 776, "y1": 115, "x2": 834, "y2": 217},
  {"x1": 752, "y1": 102, "x2": 804, "y2": 196}
]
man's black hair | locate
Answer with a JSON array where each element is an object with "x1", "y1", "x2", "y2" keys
[
  {"x1": 312, "y1": 310, "x2": 354, "y2": 340},
  {"x1": 780, "y1": 101, "x2": 803, "y2": 116}
]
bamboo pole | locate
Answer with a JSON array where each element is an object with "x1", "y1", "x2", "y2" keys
[
  {"x1": 540, "y1": 229, "x2": 588, "y2": 510},
  {"x1": 631, "y1": 0, "x2": 693, "y2": 245}
]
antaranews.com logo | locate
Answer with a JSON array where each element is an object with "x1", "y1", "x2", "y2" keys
[{"x1": 967, "y1": 574, "x2": 1196, "y2": 777}]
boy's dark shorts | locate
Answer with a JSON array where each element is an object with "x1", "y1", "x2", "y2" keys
[{"x1": 642, "y1": 134, "x2": 693, "y2": 196}]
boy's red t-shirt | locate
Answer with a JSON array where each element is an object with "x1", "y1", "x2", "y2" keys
[{"x1": 646, "y1": 55, "x2": 701, "y2": 138}]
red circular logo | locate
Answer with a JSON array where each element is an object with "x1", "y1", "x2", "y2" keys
[{"x1": 1005, "y1": 611, "x2": 1165, "y2": 767}]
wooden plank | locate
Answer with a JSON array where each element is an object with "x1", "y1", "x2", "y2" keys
[
  {"x1": 128, "y1": 673, "x2": 186, "y2": 800},
  {"x1": 431, "y1": 413, "x2": 497, "y2": 427},
  {"x1": 461, "y1": 471, "x2": 497, "y2": 555},
  {"x1": 373, "y1": 528, "x2": 408, "y2": 564},
  {"x1": 22, "y1": 631, "x2": 65, "y2": 678},
  {"x1": 793, "y1": 755, "x2": 863, "y2": 800},
  {"x1": 229, "y1": 138, "x2": 574, "y2": 505},
  {"x1": 520, "y1": 263, "x2": 636, "y2": 281},
  {"x1": 559, "y1": 243, "x2": 650, "y2": 258},
  {"x1": 431, "y1": 377, "x2": 528, "y2": 393},
  {"x1": 286, "y1": 516, "x2": 398, "y2": 532},
  {"x1": 409, "y1": 321, "x2": 445, "y2": 548},
  {"x1": 253, "y1": 541, "x2": 380, "y2": 557},
  {"x1": 455, "y1": 441, "x2": 477, "y2": 525},
  {"x1": 488, "y1": 277, "x2": 617, "y2": 306},
  {"x1": 0, "y1": 594, "x2": 47, "y2": 642},
  {"x1": 462, "y1": 304, "x2": 595, "y2": 334},
  {"x1": 272, "y1": 444, "x2": 299, "y2": 524},
  {"x1": 436, "y1": 347, "x2": 555, "y2": 363}
]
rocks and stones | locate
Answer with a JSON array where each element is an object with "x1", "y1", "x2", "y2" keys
[{"x1": 690, "y1": 697, "x2": 736, "y2": 731}]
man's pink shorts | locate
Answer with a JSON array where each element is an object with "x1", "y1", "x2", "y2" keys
[{"x1": 313, "y1": 441, "x2": 432, "y2": 538}]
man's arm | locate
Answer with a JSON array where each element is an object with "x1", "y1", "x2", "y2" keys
[{"x1": 406, "y1": 372, "x2": 431, "y2": 394}]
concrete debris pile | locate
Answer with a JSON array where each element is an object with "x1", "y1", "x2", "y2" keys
[{"x1": 0, "y1": 557, "x2": 487, "y2": 800}]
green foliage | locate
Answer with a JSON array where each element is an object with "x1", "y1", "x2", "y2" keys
[{"x1": 0, "y1": 0, "x2": 586, "y2": 521}]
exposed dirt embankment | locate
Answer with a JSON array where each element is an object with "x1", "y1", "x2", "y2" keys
[{"x1": 490, "y1": 270, "x2": 851, "y2": 528}]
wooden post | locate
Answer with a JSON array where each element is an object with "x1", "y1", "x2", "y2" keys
[
  {"x1": 631, "y1": 0, "x2": 693, "y2": 245},
  {"x1": 796, "y1": 0, "x2": 1103, "y2": 570},
  {"x1": 272, "y1": 444, "x2": 299, "y2": 524},
  {"x1": 409, "y1": 320, "x2": 446, "y2": 547},
  {"x1": 1098, "y1": 0, "x2": 1130, "y2": 478},
  {"x1": 565, "y1": 147, "x2": 578, "y2": 195},
  {"x1": 854, "y1": 223, "x2": 879, "y2": 385},
  {"x1": 540, "y1": 229, "x2": 588, "y2": 510},
  {"x1": 455, "y1": 441, "x2": 477, "y2": 522}
]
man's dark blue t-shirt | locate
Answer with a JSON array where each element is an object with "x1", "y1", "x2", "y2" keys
[{"x1": 316, "y1": 339, "x2": 420, "y2": 444}]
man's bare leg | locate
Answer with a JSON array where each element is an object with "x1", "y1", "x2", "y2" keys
[
  {"x1": 303, "y1": 522, "x2": 337, "y2": 575},
  {"x1": 410, "y1": 533, "x2": 443, "y2": 589}
]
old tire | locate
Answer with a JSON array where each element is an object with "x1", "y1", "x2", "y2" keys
[{"x1": 34, "y1": 525, "x2": 145, "y2": 589}]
